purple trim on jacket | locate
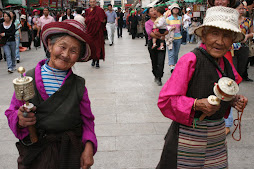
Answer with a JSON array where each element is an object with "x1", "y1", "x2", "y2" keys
[{"x1": 5, "y1": 59, "x2": 97, "y2": 154}]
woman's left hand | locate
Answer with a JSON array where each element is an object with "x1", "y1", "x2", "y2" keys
[
  {"x1": 80, "y1": 141, "x2": 94, "y2": 169},
  {"x1": 231, "y1": 95, "x2": 248, "y2": 112},
  {"x1": 0, "y1": 33, "x2": 5, "y2": 37}
]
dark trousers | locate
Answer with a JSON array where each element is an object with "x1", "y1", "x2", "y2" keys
[
  {"x1": 148, "y1": 39, "x2": 166, "y2": 78},
  {"x1": 233, "y1": 46, "x2": 249, "y2": 78},
  {"x1": 144, "y1": 27, "x2": 148, "y2": 45},
  {"x1": 117, "y1": 26, "x2": 123, "y2": 38},
  {"x1": 131, "y1": 28, "x2": 137, "y2": 39}
]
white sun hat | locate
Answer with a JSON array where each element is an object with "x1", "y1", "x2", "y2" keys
[
  {"x1": 194, "y1": 6, "x2": 245, "y2": 43},
  {"x1": 186, "y1": 7, "x2": 191, "y2": 11}
]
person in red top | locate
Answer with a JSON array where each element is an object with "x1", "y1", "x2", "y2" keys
[{"x1": 85, "y1": 0, "x2": 106, "y2": 68}]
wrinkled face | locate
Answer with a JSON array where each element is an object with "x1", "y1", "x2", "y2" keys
[
  {"x1": 4, "y1": 14, "x2": 11, "y2": 22},
  {"x1": 202, "y1": 27, "x2": 234, "y2": 59},
  {"x1": 214, "y1": 0, "x2": 230, "y2": 7},
  {"x1": 43, "y1": 8, "x2": 49, "y2": 16},
  {"x1": 148, "y1": 8, "x2": 157, "y2": 18},
  {"x1": 236, "y1": 4, "x2": 245, "y2": 16},
  {"x1": 89, "y1": 0, "x2": 97, "y2": 8},
  {"x1": 48, "y1": 36, "x2": 81, "y2": 70},
  {"x1": 172, "y1": 8, "x2": 179, "y2": 15}
]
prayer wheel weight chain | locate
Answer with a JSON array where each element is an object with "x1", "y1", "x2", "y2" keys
[{"x1": 28, "y1": 125, "x2": 38, "y2": 143}]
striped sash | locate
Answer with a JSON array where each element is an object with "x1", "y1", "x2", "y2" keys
[{"x1": 177, "y1": 119, "x2": 228, "y2": 169}]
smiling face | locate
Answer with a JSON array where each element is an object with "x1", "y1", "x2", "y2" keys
[
  {"x1": 201, "y1": 27, "x2": 234, "y2": 59},
  {"x1": 48, "y1": 35, "x2": 82, "y2": 70}
]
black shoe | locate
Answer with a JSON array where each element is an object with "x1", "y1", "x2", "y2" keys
[
  {"x1": 170, "y1": 69, "x2": 174, "y2": 73},
  {"x1": 17, "y1": 60, "x2": 20, "y2": 63},
  {"x1": 145, "y1": 44, "x2": 148, "y2": 46},
  {"x1": 243, "y1": 77, "x2": 253, "y2": 82},
  {"x1": 91, "y1": 61, "x2": 95, "y2": 67},
  {"x1": 157, "y1": 78, "x2": 162, "y2": 86},
  {"x1": 109, "y1": 44, "x2": 113, "y2": 46},
  {"x1": 96, "y1": 63, "x2": 100, "y2": 69}
]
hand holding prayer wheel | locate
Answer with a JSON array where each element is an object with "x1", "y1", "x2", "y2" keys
[{"x1": 13, "y1": 67, "x2": 38, "y2": 143}]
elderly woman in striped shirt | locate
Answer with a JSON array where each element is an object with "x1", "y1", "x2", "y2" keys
[
  {"x1": 5, "y1": 20, "x2": 97, "y2": 169},
  {"x1": 156, "y1": 6, "x2": 248, "y2": 169}
]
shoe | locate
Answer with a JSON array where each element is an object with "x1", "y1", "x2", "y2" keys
[
  {"x1": 109, "y1": 44, "x2": 113, "y2": 46},
  {"x1": 96, "y1": 63, "x2": 100, "y2": 69},
  {"x1": 170, "y1": 69, "x2": 174, "y2": 73},
  {"x1": 225, "y1": 127, "x2": 230, "y2": 136},
  {"x1": 8, "y1": 69, "x2": 13, "y2": 73},
  {"x1": 91, "y1": 61, "x2": 95, "y2": 67},
  {"x1": 145, "y1": 44, "x2": 148, "y2": 46},
  {"x1": 243, "y1": 77, "x2": 253, "y2": 82},
  {"x1": 157, "y1": 46, "x2": 164, "y2": 50},
  {"x1": 17, "y1": 60, "x2": 20, "y2": 63},
  {"x1": 151, "y1": 43, "x2": 157, "y2": 49},
  {"x1": 157, "y1": 78, "x2": 162, "y2": 86}
]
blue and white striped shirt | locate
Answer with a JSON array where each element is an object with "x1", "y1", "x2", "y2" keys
[{"x1": 41, "y1": 62, "x2": 68, "y2": 97}]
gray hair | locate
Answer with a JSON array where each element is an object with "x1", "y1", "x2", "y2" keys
[{"x1": 49, "y1": 33, "x2": 86, "y2": 60}]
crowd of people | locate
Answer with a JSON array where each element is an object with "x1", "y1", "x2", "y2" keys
[{"x1": 2, "y1": 0, "x2": 254, "y2": 168}]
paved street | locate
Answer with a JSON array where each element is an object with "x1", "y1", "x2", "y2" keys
[{"x1": 0, "y1": 30, "x2": 253, "y2": 169}]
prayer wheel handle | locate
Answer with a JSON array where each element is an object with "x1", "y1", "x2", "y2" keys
[
  {"x1": 199, "y1": 95, "x2": 221, "y2": 121},
  {"x1": 28, "y1": 125, "x2": 38, "y2": 143}
]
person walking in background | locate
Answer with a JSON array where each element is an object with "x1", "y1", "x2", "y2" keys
[
  {"x1": 166, "y1": 3, "x2": 182, "y2": 73},
  {"x1": 182, "y1": 7, "x2": 192, "y2": 43},
  {"x1": 136, "y1": 8, "x2": 144, "y2": 38},
  {"x1": 20, "y1": 14, "x2": 32, "y2": 50},
  {"x1": 129, "y1": 10, "x2": 138, "y2": 39},
  {"x1": 233, "y1": 1, "x2": 253, "y2": 82},
  {"x1": 0, "y1": 12, "x2": 16, "y2": 73},
  {"x1": 116, "y1": 7, "x2": 124, "y2": 38},
  {"x1": 62, "y1": 8, "x2": 74, "y2": 21},
  {"x1": 0, "y1": 9, "x2": 4, "y2": 61},
  {"x1": 145, "y1": 7, "x2": 168, "y2": 86},
  {"x1": 105, "y1": 4, "x2": 117, "y2": 46},
  {"x1": 74, "y1": 7, "x2": 85, "y2": 26},
  {"x1": 10, "y1": 11, "x2": 21, "y2": 63},
  {"x1": 39, "y1": 7, "x2": 55, "y2": 57},
  {"x1": 85, "y1": 0, "x2": 107, "y2": 68},
  {"x1": 32, "y1": 9, "x2": 41, "y2": 49}
]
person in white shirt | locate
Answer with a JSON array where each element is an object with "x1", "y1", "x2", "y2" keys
[
  {"x1": 74, "y1": 8, "x2": 85, "y2": 26},
  {"x1": 183, "y1": 7, "x2": 192, "y2": 43}
]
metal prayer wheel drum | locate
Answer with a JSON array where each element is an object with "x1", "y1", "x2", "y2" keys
[
  {"x1": 200, "y1": 77, "x2": 239, "y2": 121},
  {"x1": 13, "y1": 67, "x2": 35, "y2": 101},
  {"x1": 213, "y1": 77, "x2": 239, "y2": 101}
]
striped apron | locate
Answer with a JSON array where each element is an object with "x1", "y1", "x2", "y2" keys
[{"x1": 177, "y1": 119, "x2": 228, "y2": 169}]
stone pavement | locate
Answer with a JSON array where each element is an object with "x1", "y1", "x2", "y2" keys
[{"x1": 0, "y1": 30, "x2": 253, "y2": 169}]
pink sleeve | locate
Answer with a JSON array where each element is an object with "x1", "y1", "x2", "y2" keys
[
  {"x1": 158, "y1": 52, "x2": 197, "y2": 126},
  {"x1": 5, "y1": 93, "x2": 29, "y2": 139},
  {"x1": 80, "y1": 87, "x2": 97, "y2": 155},
  {"x1": 145, "y1": 21, "x2": 152, "y2": 36}
]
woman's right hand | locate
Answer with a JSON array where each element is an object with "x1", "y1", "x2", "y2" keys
[
  {"x1": 195, "y1": 98, "x2": 220, "y2": 117},
  {"x1": 17, "y1": 106, "x2": 37, "y2": 128}
]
